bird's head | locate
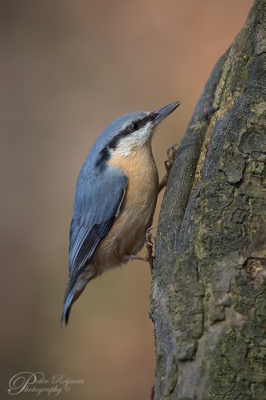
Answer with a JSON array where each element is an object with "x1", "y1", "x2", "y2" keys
[
  {"x1": 87, "y1": 101, "x2": 180, "y2": 174},
  {"x1": 104, "y1": 101, "x2": 180, "y2": 157}
]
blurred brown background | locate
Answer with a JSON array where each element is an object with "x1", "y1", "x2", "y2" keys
[{"x1": 1, "y1": 1, "x2": 254, "y2": 399}]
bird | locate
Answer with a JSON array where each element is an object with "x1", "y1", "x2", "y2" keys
[{"x1": 61, "y1": 101, "x2": 180, "y2": 325}]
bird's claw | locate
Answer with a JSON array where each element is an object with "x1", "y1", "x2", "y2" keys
[
  {"x1": 167, "y1": 143, "x2": 178, "y2": 157},
  {"x1": 124, "y1": 226, "x2": 157, "y2": 272},
  {"x1": 145, "y1": 226, "x2": 157, "y2": 272},
  {"x1": 158, "y1": 143, "x2": 179, "y2": 193}
]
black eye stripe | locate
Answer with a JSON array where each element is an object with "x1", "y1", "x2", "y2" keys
[{"x1": 108, "y1": 114, "x2": 154, "y2": 149}]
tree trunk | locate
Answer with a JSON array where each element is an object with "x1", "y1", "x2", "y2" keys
[{"x1": 150, "y1": 1, "x2": 266, "y2": 398}]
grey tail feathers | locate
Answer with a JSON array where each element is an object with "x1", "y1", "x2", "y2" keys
[{"x1": 60, "y1": 290, "x2": 75, "y2": 327}]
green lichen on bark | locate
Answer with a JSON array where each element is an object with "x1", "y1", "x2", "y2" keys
[{"x1": 151, "y1": 1, "x2": 266, "y2": 399}]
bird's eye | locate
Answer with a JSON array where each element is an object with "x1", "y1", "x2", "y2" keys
[{"x1": 129, "y1": 122, "x2": 139, "y2": 132}]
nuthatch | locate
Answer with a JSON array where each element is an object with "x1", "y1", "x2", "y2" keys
[{"x1": 61, "y1": 101, "x2": 180, "y2": 325}]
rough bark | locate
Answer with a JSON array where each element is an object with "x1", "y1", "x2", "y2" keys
[{"x1": 150, "y1": 1, "x2": 266, "y2": 399}]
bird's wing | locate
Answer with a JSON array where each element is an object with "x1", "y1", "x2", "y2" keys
[
  {"x1": 61, "y1": 167, "x2": 127, "y2": 325},
  {"x1": 66, "y1": 168, "x2": 127, "y2": 296}
]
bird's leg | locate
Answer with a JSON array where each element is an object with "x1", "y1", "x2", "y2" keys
[
  {"x1": 158, "y1": 143, "x2": 178, "y2": 193},
  {"x1": 124, "y1": 226, "x2": 156, "y2": 272}
]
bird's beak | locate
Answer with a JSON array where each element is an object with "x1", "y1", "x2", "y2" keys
[{"x1": 152, "y1": 101, "x2": 180, "y2": 126}]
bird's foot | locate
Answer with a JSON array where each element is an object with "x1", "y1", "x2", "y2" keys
[
  {"x1": 124, "y1": 226, "x2": 157, "y2": 272},
  {"x1": 158, "y1": 143, "x2": 178, "y2": 193}
]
